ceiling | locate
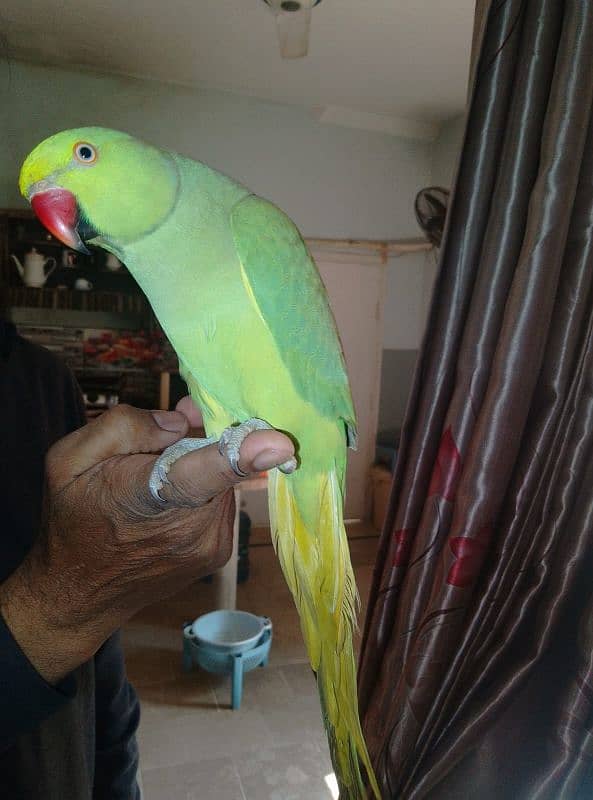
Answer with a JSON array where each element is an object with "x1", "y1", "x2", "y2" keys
[{"x1": 2, "y1": 1, "x2": 474, "y2": 130}]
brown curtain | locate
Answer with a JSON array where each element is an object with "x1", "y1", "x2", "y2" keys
[{"x1": 359, "y1": 1, "x2": 593, "y2": 797}]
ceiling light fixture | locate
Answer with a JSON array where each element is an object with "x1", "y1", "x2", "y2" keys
[{"x1": 262, "y1": 0, "x2": 323, "y2": 59}]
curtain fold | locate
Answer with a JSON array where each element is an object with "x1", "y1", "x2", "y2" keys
[{"x1": 359, "y1": 1, "x2": 593, "y2": 797}]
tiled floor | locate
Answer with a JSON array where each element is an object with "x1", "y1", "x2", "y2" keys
[{"x1": 122, "y1": 524, "x2": 380, "y2": 800}]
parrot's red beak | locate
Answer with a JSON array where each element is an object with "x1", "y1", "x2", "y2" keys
[{"x1": 30, "y1": 188, "x2": 91, "y2": 254}]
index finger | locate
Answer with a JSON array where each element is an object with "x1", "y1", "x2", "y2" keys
[{"x1": 158, "y1": 428, "x2": 295, "y2": 506}]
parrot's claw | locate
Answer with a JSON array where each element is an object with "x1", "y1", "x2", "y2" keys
[
  {"x1": 149, "y1": 418, "x2": 297, "y2": 502},
  {"x1": 218, "y1": 418, "x2": 298, "y2": 477},
  {"x1": 149, "y1": 435, "x2": 216, "y2": 503},
  {"x1": 218, "y1": 418, "x2": 273, "y2": 478}
]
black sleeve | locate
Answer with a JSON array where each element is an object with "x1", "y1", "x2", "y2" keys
[
  {"x1": 61, "y1": 366, "x2": 141, "y2": 798},
  {"x1": 61, "y1": 359, "x2": 87, "y2": 431},
  {"x1": 0, "y1": 338, "x2": 86, "y2": 750},
  {"x1": 0, "y1": 613, "x2": 77, "y2": 750},
  {"x1": 93, "y1": 633, "x2": 141, "y2": 800},
  {"x1": 1, "y1": 335, "x2": 141, "y2": 793}
]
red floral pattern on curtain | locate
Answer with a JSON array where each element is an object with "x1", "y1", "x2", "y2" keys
[{"x1": 428, "y1": 428, "x2": 462, "y2": 502}]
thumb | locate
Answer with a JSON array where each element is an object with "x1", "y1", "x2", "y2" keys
[
  {"x1": 47, "y1": 405, "x2": 188, "y2": 491},
  {"x1": 156, "y1": 429, "x2": 295, "y2": 507}
]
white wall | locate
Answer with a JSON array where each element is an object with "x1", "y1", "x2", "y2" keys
[
  {"x1": 377, "y1": 114, "x2": 465, "y2": 441},
  {"x1": 418, "y1": 113, "x2": 466, "y2": 333},
  {"x1": 422, "y1": 113, "x2": 466, "y2": 317},
  {"x1": 430, "y1": 114, "x2": 466, "y2": 189},
  {"x1": 383, "y1": 251, "x2": 428, "y2": 350},
  {"x1": 0, "y1": 60, "x2": 431, "y2": 244},
  {"x1": 381, "y1": 115, "x2": 465, "y2": 354}
]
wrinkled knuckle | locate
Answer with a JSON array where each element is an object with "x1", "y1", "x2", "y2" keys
[
  {"x1": 107, "y1": 403, "x2": 137, "y2": 431},
  {"x1": 168, "y1": 520, "x2": 203, "y2": 561},
  {"x1": 163, "y1": 476, "x2": 209, "y2": 509},
  {"x1": 108, "y1": 403, "x2": 149, "y2": 447},
  {"x1": 103, "y1": 455, "x2": 148, "y2": 521},
  {"x1": 110, "y1": 402, "x2": 133, "y2": 418},
  {"x1": 216, "y1": 464, "x2": 238, "y2": 487}
]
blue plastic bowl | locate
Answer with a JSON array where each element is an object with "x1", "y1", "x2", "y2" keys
[{"x1": 189, "y1": 610, "x2": 268, "y2": 654}]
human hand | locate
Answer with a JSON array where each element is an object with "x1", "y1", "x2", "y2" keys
[{"x1": 0, "y1": 402, "x2": 293, "y2": 684}]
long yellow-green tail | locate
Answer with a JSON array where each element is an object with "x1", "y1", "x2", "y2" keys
[{"x1": 269, "y1": 466, "x2": 381, "y2": 799}]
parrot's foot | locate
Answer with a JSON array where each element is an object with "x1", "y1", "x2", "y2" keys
[
  {"x1": 148, "y1": 418, "x2": 297, "y2": 503},
  {"x1": 218, "y1": 418, "x2": 298, "y2": 477},
  {"x1": 149, "y1": 435, "x2": 216, "y2": 502}
]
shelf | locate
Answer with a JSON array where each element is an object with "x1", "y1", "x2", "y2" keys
[
  {"x1": 10, "y1": 239, "x2": 77, "y2": 248},
  {"x1": 306, "y1": 236, "x2": 433, "y2": 263},
  {"x1": 75, "y1": 366, "x2": 152, "y2": 375},
  {"x1": 7, "y1": 306, "x2": 146, "y2": 330},
  {"x1": 2, "y1": 208, "x2": 36, "y2": 219},
  {"x1": 2, "y1": 283, "x2": 150, "y2": 313},
  {"x1": 74, "y1": 367, "x2": 168, "y2": 379}
]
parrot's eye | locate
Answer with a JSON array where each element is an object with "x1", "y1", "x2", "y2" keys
[{"x1": 73, "y1": 142, "x2": 97, "y2": 164}]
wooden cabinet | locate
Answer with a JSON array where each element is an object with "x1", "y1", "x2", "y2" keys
[
  {"x1": 1, "y1": 208, "x2": 152, "y2": 321},
  {"x1": 1, "y1": 208, "x2": 178, "y2": 412}
]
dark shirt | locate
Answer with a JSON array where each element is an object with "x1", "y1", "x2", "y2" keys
[{"x1": 0, "y1": 320, "x2": 140, "y2": 799}]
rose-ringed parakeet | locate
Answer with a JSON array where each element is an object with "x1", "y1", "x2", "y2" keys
[{"x1": 19, "y1": 128, "x2": 380, "y2": 799}]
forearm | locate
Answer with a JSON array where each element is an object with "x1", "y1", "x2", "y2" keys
[{"x1": 0, "y1": 556, "x2": 109, "y2": 686}]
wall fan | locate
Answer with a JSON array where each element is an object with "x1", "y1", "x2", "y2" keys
[
  {"x1": 414, "y1": 186, "x2": 450, "y2": 248},
  {"x1": 262, "y1": 0, "x2": 323, "y2": 59}
]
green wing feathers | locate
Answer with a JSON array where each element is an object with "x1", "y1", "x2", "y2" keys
[
  {"x1": 230, "y1": 194, "x2": 357, "y2": 449},
  {"x1": 231, "y1": 194, "x2": 378, "y2": 797}
]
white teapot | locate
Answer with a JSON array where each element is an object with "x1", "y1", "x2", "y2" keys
[{"x1": 11, "y1": 248, "x2": 57, "y2": 288}]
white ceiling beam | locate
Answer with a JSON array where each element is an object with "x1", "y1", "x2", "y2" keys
[{"x1": 314, "y1": 105, "x2": 441, "y2": 142}]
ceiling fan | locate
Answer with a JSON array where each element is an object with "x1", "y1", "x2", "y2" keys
[{"x1": 262, "y1": 0, "x2": 323, "y2": 59}]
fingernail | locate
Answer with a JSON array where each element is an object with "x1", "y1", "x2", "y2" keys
[
  {"x1": 252, "y1": 449, "x2": 293, "y2": 472},
  {"x1": 151, "y1": 410, "x2": 187, "y2": 433}
]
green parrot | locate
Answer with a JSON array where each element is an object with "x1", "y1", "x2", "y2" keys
[{"x1": 19, "y1": 128, "x2": 380, "y2": 799}]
